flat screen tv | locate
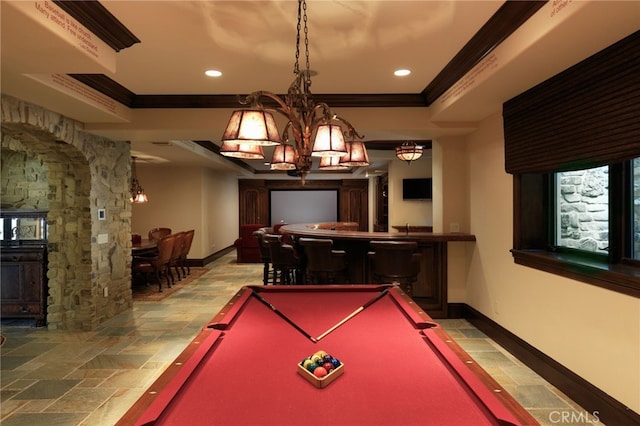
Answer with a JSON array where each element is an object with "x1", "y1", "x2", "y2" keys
[{"x1": 402, "y1": 178, "x2": 432, "y2": 200}]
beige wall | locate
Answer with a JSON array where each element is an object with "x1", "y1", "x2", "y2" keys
[
  {"x1": 388, "y1": 154, "x2": 433, "y2": 230},
  {"x1": 131, "y1": 165, "x2": 238, "y2": 260},
  {"x1": 465, "y1": 113, "x2": 640, "y2": 413}
]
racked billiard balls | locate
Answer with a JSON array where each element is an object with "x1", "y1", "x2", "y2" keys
[
  {"x1": 313, "y1": 366, "x2": 328, "y2": 378},
  {"x1": 314, "y1": 350, "x2": 328, "y2": 358}
]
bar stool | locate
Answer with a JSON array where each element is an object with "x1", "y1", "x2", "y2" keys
[
  {"x1": 368, "y1": 241, "x2": 421, "y2": 296},
  {"x1": 254, "y1": 228, "x2": 275, "y2": 285},
  {"x1": 265, "y1": 234, "x2": 302, "y2": 284},
  {"x1": 298, "y1": 237, "x2": 348, "y2": 284}
]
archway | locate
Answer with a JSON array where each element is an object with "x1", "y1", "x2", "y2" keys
[{"x1": 1, "y1": 95, "x2": 133, "y2": 330}]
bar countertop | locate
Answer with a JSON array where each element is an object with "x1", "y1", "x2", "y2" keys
[{"x1": 279, "y1": 223, "x2": 476, "y2": 243}]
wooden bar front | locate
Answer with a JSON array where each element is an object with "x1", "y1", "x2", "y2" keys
[{"x1": 280, "y1": 223, "x2": 476, "y2": 318}]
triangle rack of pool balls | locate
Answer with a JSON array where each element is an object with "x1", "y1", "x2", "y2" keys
[{"x1": 297, "y1": 350, "x2": 344, "y2": 388}]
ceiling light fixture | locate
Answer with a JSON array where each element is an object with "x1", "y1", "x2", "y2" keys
[
  {"x1": 130, "y1": 157, "x2": 149, "y2": 203},
  {"x1": 394, "y1": 69, "x2": 411, "y2": 77},
  {"x1": 220, "y1": 0, "x2": 367, "y2": 184},
  {"x1": 395, "y1": 142, "x2": 423, "y2": 165}
]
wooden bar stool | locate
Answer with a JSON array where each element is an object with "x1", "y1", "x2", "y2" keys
[
  {"x1": 368, "y1": 241, "x2": 421, "y2": 296},
  {"x1": 265, "y1": 234, "x2": 302, "y2": 284},
  {"x1": 298, "y1": 237, "x2": 348, "y2": 284}
]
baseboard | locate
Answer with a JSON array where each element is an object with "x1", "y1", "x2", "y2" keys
[
  {"x1": 188, "y1": 246, "x2": 235, "y2": 267},
  {"x1": 453, "y1": 303, "x2": 639, "y2": 425}
]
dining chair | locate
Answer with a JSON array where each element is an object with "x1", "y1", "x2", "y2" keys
[
  {"x1": 168, "y1": 232, "x2": 185, "y2": 283},
  {"x1": 179, "y1": 229, "x2": 195, "y2": 277},
  {"x1": 132, "y1": 234, "x2": 176, "y2": 292},
  {"x1": 148, "y1": 227, "x2": 172, "y2": 242}
]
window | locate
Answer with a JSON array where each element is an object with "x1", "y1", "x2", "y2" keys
[
  {"x1": 555, "y1": 166, "x2": 609, "y2": 254},
  {"x1": 504, "y1": 31, "x2": 640, "y2": 297},
  {"x1": 512, "y1": 158, "x2": 640, "y2": 298}
]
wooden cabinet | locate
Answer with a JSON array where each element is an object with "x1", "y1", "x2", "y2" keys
[
  {"x1": 238, "y1": 179, "x2": 368, "y2": 230},
  {"x1": 1, "y1": 246, "x2": 47, "y2": 325},
  {"x1": 1, "y1": 210, "x2": 48, "y2": 325},
  {"x1": 238, "y1": 180, "x2": 269, "y2": 225}
]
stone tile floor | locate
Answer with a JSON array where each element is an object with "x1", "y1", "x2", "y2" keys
[{"x1": 1, "y1": 251, "x2": 597, "y2": 425}]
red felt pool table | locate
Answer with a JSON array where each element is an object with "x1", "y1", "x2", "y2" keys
[{"x1": 117, "y1": 285, "x2": 538, "y2": 426}]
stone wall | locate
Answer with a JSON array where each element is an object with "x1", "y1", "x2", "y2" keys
[
  {"x1": 1, "y1": 95, "x2": 133, "y2": 330},
  {"x1": 557, "y1": 167, "x2": 609, "y2": 253}
]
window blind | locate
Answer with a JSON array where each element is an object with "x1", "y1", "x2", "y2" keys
[{"x1": 504, "y1": 31, "x2": 640, "y2": 174}]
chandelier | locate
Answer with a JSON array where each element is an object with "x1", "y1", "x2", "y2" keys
[
  {"x1": 130, "y1": 157, "x2": 148, "y2": 203},
  {"x1": 395, "y1": 142, "x2": 423, "y2": 165},
  {"x1": 220, "y1": 0, "x2": 368, "y2": 184}
]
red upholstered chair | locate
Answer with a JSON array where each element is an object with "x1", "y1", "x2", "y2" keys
[{"x1": 234, "y1": 224, "x2": 266, "y2": 263}]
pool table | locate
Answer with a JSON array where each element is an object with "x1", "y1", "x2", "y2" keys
[{"x1": 117, "y1": 285, "x2": 538, "y2": 426}]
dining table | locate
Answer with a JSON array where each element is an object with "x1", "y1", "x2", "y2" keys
[{"x1": 132, "y1": 238, "x2": 158, "y2": 257}]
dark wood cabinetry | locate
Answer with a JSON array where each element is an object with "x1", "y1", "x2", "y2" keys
[
  {"x1": 238, "y1": 179, "x2": 368, "y2": 230},
  {"x1": 1, "y1": 211, "x2": 48, "y2": 325},
  {"x1": 1, "y1": 246, "x2": 47, "y2": 324}
]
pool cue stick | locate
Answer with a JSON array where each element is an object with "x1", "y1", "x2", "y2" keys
[
  {"x1": 315, "y1": 289, "x2": 390, "y2": 342},
  {"x1": 251, "y1": 290, "x2": 317, "y2": 342}
]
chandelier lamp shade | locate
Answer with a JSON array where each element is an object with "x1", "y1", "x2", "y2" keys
[
  {"x1": 319, "y1": 155, "x2": 349, "y2": 170},
  {"x1": 220, "y1": 0, "x2": 368, "y2": 183},
  {"x1": 395, "y1": 142, "x2": 424, "y2": 165},
  {"x1": 221, "y1": 110, "x2": 282, "y2": 146},
  {"x1": 219, "y1": 141, "x2": 265, "y2": 159},
  {"x1": 340, "y1": 140, "x2": 370, "y2": 167},
  {"x1": 130, "y1": 157, "x2": 149, "y2": 204},
  {"x1": 270, "y1": 144, "x2": 298, "y2": 170},
  {"x1": 310, "y1": 124, "x2": 347, "y2": 157}
]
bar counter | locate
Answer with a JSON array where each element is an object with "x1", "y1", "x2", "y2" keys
[{"x1": 280, "y1": 223, "x2": 476, "y2": 317}]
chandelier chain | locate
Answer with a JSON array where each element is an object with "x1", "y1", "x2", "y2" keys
[
  {"x1": 303, "y1": 0, "x2": 310, "y2": 85},
  {"x1": 294, "y1": 0, "x2": 302, "y2": 75}
]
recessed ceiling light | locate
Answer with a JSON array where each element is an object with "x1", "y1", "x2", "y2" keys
[
  {"x1": 394, "y1": 69, "x2": 411, "y2": 77},
  {"x1": 205, "y1": 69, "x2": 222, "y2": 77}
]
